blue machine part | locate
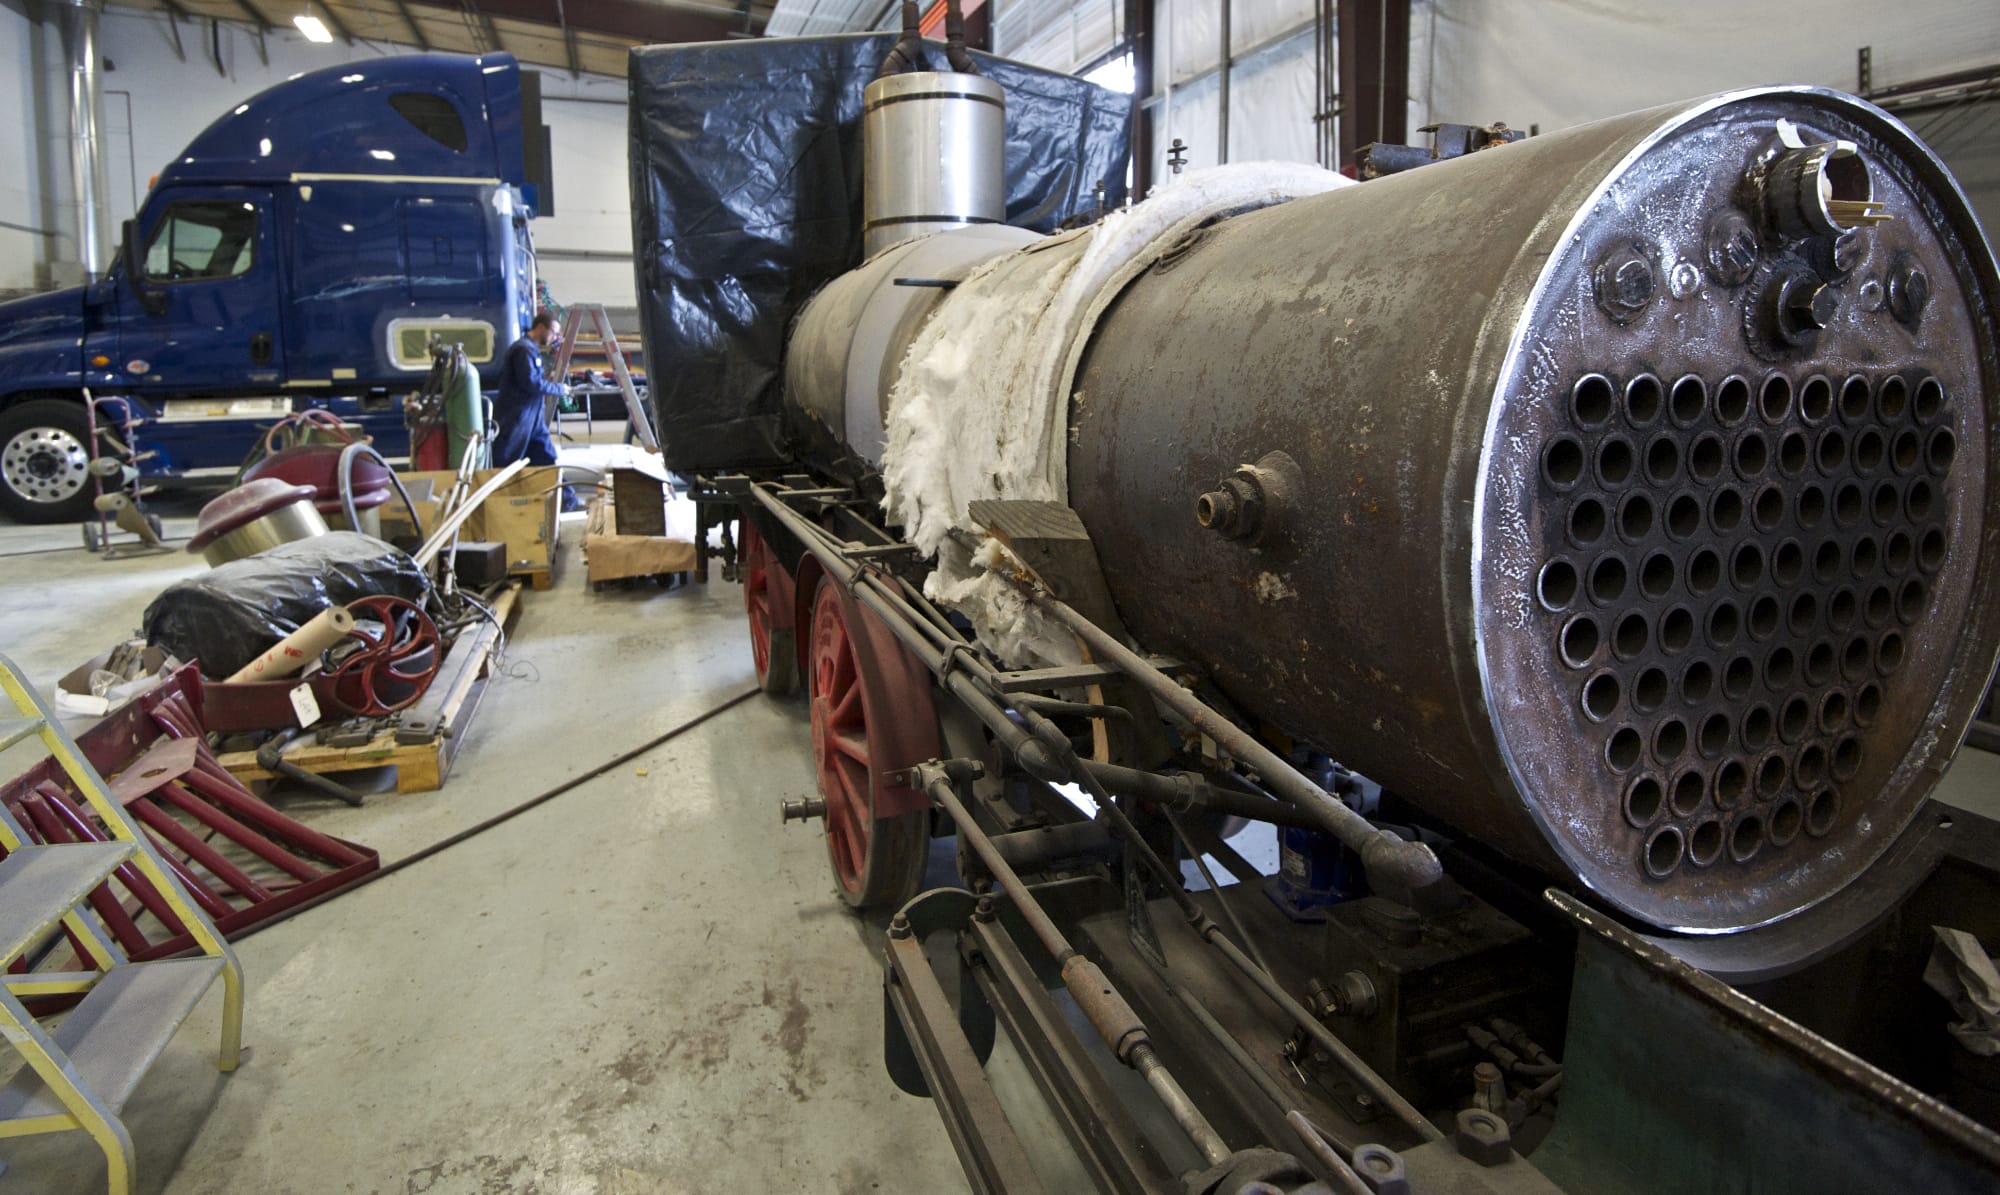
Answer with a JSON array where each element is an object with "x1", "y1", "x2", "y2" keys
[
  {"x1": 1266, "y1": 827, "x2": 1358, "y2": 923},
  {"x1": 1265, "y1": 755, "x2": 1375, "y2": 922}
]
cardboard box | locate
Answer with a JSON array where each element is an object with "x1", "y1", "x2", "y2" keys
[{"x1": 381, "y1": 466, "x2": 561, "y2": 580}]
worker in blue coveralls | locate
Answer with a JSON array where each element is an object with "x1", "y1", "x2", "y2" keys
[{"x1": 494, "y1": 310, "x2": 581, "y2": 509}]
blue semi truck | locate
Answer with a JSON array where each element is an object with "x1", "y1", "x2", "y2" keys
[{"x1": 0, "y1": 52, "x2": 550, "y2": 522}]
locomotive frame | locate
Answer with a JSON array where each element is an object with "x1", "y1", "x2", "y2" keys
[{"x1": 683, "y1": 471, "x2": 2000, "y2": 1195}]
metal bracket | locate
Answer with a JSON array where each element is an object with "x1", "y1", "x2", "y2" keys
[
  {"x1": 315, "y1": 718, "x2": 378, "y2": 749},
  {"x1": 394, "y1": 715, "x2": 439, "y2": 745},
  {"x1": 879, "y1": 889, "x2": 1037, "y2": 1194},
  {"x1": 843, "y1": 542, "x2": 923, "y2": 561},
  {"x1": 992, "y1": 658, "x2": 1192, "y2": 693},
  {"x1": 966, "y1": 500, "x2": 1173, "y2": 768},
  {"x1": 1123, "y1": 851, "x2": 1167, "y2": 970}
]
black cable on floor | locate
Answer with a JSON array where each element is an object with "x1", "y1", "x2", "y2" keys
[{"x1": 232, "y1": 685, "x2": 763, "y2": 939}]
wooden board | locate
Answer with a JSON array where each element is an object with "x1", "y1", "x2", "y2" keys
[
  {"x1": 215, "y1": 585, "x2": 520, "y2": 795},
  {"x1": 611, "y1": 468, "x2": 667, "y2": 536}
]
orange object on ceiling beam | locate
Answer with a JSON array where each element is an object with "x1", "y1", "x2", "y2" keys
[{"x1": 919, "y1": 0, "x2": 986, "y2": 38}]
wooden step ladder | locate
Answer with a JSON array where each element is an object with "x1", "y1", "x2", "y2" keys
[
  {"x1": 0, "y1": 653, "x2": 244, "y2": 1194},
  {"x1": 548, "y1": 304, "x2": 660, "y2": 452}
]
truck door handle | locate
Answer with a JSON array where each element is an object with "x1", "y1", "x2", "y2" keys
[{"x1": 250, "y1": 332, "x2": 273, "y2": 365}]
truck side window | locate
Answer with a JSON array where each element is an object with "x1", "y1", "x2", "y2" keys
[
  {"x1": 389, "y1": 93, "x2": 468, "y2": 153},
  {"x1": 143, "y1": 201, "x2": 257, "y2": 283}
]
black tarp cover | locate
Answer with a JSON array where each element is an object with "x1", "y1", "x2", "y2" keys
[{"x1": 628, "y1": 34, "x2": 1132, "y2": 472}]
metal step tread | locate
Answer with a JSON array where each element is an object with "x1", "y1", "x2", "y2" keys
[
  {"x1": 0, "y1": 717, "x2": 47, "y2": 753},
  {"x1": 0, "y1": 957, "x2": 224, "y2": 1123},
  {"x1": 0, "y1": 843, "x2": 135, "y2": 963}
]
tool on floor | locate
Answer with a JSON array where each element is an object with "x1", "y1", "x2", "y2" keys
[
  {"x1": 547, "y1": 303, "x2": 659, "y2": 452},
  {"x1": 0, "y1": 652, "x2": 245, "y2": 1195},
  {"x1": 254, "y1": 729, "x2": 366, "y2": 808}
]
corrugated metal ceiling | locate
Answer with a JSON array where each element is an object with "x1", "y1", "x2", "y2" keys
[
  {"x1": 106, "y1": 0, "x2": 774, "y2": 78},
  {"x1": 763, "y1": 0, "x2": 886, "y2": 37}
]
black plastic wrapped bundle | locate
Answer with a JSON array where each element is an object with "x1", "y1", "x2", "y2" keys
[{"x1": 143, "y1": 532, "x2": 429, "y2": 679}]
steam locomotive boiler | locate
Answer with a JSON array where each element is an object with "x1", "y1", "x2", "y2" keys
[
  {"x1": 673, "y1": 17, "x2": 2000, "y2": 1192},
  {"x1": 780, "y1": 83, "x2": 2000, "y2": 935}
]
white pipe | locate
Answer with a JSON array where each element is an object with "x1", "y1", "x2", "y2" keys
[{"x1": 226, "y1": 607, "x2": 357, "y2": 683}]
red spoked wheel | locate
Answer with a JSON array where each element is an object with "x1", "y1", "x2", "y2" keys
[
  {"x1": 327, "y1": 596, "x2": 441, "y2": 715},
  {"x1": 740, "y1": 518, "x2": 798, "y2": 695},
  {"x1": 807, "y1": 577, "x2": 937, "y2": 909}
]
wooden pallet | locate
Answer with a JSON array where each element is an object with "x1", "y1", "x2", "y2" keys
[{"x1": 216, "y1": 585, "x2": 520, "y2": 794}]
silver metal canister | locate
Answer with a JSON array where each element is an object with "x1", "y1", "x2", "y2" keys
[{"x1": 862, "y1": 71, "x2": 1005, "y2": 259}]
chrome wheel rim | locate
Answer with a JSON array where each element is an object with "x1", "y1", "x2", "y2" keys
[{"x1": 1, "y1": 425, "x2": 89, "y2": 506}]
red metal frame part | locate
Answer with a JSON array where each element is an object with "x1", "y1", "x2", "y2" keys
[{"x1": 1, "y1": 664, "x2": 379, "y2": 980}]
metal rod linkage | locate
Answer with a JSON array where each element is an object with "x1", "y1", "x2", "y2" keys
[
  {"x1": 1168, "y1": 986, "x2": 1373, "y2": 1195},
  {"x1": 920, "y1": 763, "x2": 1231, "y2": 1166},
  {"x1": 1056, "y1": 751, "x2": 1444, "y2": 1143},
  {"x1": 749, "y1": 481, "x2": 1438, "y2": 1141},
  {"x1": 948, "y1": 527, "x2": 1443, "y2": 897}
]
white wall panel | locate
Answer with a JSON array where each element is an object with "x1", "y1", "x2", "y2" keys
[
  {"x1": 1232, "y1": 0, "x2": 1313, "y2": 52},
  {"x1": 1417, "y1": 0, "x2": 2000, "y2": 132},
  {"x1": 1150, "y1": 0, "x2": 1322, "y2": 181},
  {"x1": 996, "y1": 0, "x2": 1122, "y2": 75},
  {"x1": 1165, "y1": 0, "x2": 1222, "y2": 81},
  {"x1": 0, "y1": 0, "x2": 50, "y2": 293},
  {"x1": 1413, "y1": 0, "x2": 2000, "y2": 244},
  {"x1": 765, "y1": 0, "x2": 879, "y2": 36},
  {"x1": 1228, "y1": 32, "x2": 1315, "y2": 165}
]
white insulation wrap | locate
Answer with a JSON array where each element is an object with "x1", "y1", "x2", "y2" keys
[{"x1": 879, "y1": 161, "x2": 1351, "y2": 664}]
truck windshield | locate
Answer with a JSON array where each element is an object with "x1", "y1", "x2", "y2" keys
[{"x1": 143, "y1": 201, "x2": 258, "y2": 282}]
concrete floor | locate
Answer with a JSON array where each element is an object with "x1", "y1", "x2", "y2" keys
[{"x1": 0, "y1": 447, "x2": 972, "y2": 1194}]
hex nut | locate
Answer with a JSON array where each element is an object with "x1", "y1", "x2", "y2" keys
[
  {"x1": 1595, "y1": 244, "x2": 1657, "y2": 324},
  {"x1": 1454, "y1": 1108, "x2": 1513, "y2": 1167},
  {"x1": 1704, "y1": 211, "x2": 1759, "y2": 287},
  {"x1": 1350, "y1": 1144, "x2": 1409, "y2": 1194},
  {"x1": 1887, "y1": 257, "x2": 1930, "y2": 328}
]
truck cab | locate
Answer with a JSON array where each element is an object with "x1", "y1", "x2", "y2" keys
[{"x1": 0, "y1": 52, "x2": 546, "y2": 522}]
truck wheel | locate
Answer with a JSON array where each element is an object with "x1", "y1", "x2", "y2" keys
[{"x1": 0, "y1": 399, "x2": 96, "y2": 524}]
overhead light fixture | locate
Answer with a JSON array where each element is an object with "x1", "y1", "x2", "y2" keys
[{"x1": 294, "y1": 12, "x2": 333, "y2": 42}]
